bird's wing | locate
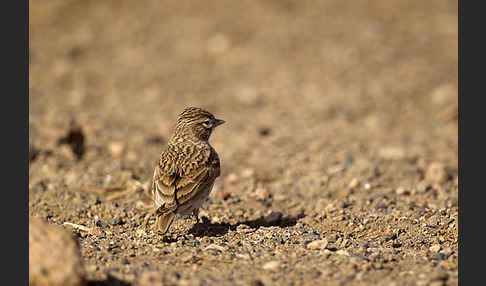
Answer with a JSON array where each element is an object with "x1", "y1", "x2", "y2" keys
[
  {"x1": 152, "y1": 163, "x2": 177, "y2": 213},
  {"x1": 152, "y1": 147, "x2": 220, "y2": 213}
]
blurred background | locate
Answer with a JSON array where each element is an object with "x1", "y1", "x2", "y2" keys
[
  {"x1": 29, "y1": 0, "x2": 457, "y2": 180},
  {"x1": 29, "y1": 0, "x2": 458, "y2": 285}
]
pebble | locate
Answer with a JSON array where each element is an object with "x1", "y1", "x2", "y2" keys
[
  {"x1": 241, "y1": 168, "x2": 255, "y2": 178},
  {"x1": 64, "y1": 171, "x2": 78, "y2": 186},
  {"x1": 426, "y1": 215, "x2": 440, "y2": 227},
  {"x1": 180, "y1": 253, "x2": 195, "y2": 262},
  {"x1": 125, "y1": 151, "x2": 138, "y2": 162},
  {"x1": 431, "y1": 83, "x2": 456, "y2": 105},
  {"x1": 429, "y1": 244, "x2": 441, "y2": 253},
  {"x1": 395, "y1": 187, "x2": 410, "y2": 196},
  {"x1": 204, "y1": 244, "x2": 225, "y2": 253},
  {"x1": 440, "y1": 247, "x2": 453, "y2": 257},
  {"x1": 207, "y1": 33, "x2": 230, "y2": 54},
  {"x1": 430, "y1": 270, "x2": 449, "y2": 281},
  {"x1": 255, "y1": 187, "x2": 270, "y2": 201},
  {"x1": 376, "y1": 202, "x2": 388, "y2": 210},
  {"x1": 236, "y1": 253, "x2": 251, "y2": 260},
  {"x1": 236, "y1": 87, "x2": 261, "y2": 106},
  {"x1": 378, "y1": 146, "x2": 405, "y2": 160},
  {"x1": 236, "y1": 224, "x2": 253, "y2": 233},
  {"x1": 302, "y1": 233, "x2": 320, "y2": 242},
  {"x1": 92, "y1": 197, "x2": 101, "y2": 205},
  {"x1": 348, "y1": 178, "x2": 360, "y2": 188},
  {"x1": 250, "y1": 280, "x2": 265, "y2": 286},
  {"x1": 425, "y1": 162, "x2": 449, "y2": 183},
  {"x1": 307, "y1": 239, "x2": 328, "y2": 250},
  {"x1": 225, "y1": 173, "x2": 238, "y2": 185},
  {"x1": 108, "y1": 141, "x2": 124, "y2": 157},
  {"x1": 109, "y1": 217, "x2": 123, "y2": 226},
  {"x1": 327, "y1": 165, "x2": 344, "y2": 174},
  {"x1": 262, "y1": 261, "x2": 280, "y2": 271},
  {"x1": 336, "y1": 250, "x2": 349, "y2": 256},
  {"x1": 263, "y1": 211, "x2": 282, "y2": 224}
]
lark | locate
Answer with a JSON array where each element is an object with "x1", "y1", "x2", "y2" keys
[{"x1": 146, "y1": 107, "x2": 225, "y2": 234}]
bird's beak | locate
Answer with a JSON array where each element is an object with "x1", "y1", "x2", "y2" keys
[{"x1": 214, "y1": 118, "x2": 225, "y2": 127}]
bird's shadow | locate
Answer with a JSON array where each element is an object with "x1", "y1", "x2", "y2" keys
[
  {"x1": 188, "y1": 212, "x2": 305, "y2": 238},
  {"x1": 85, "y1": 274, "x2": 132, "y2": 286}
]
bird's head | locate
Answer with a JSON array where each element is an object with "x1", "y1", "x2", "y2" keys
[{"x1": 174, "y1": 107, "x2": 225, "y2": 141}]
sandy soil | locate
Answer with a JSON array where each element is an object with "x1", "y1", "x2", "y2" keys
[{"x1": 29, "y1": 0, "x2": 458, "y2": 285}]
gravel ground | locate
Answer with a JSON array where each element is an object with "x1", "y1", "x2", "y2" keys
[{"x1": 29, "y1": 0, "x2": 458, "y2": 285}]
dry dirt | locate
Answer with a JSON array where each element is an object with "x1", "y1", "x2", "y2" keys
[{"x1": 29, "y1": 0, "x2": 458, "y2": 285}]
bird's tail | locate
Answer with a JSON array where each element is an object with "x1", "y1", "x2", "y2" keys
[{"x1": 156, "y1": 211, "x2": 176, "y2": 234}]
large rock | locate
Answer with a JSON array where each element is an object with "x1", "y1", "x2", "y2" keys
[{"x1": 29, "y1": 218, "x2": 84, "y2": 286}]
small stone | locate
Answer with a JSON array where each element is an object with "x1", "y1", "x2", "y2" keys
[
  {"x1": 146, "y1": 135, "x2": 164, "y2": 144},
  {"x1": 95, "y1": 220, "x2": 106, "y2": 228},
  {"x1": 125, "y1": 151, "x2": 138, "y2": 162},
  {"x1": 307, "y1": 239, "x2": 329, "y2": 250},
  {"x1": 376, "y1": 202, "x2": 388, "y2": 210},
  {"x1": 262, "y1": 261, "x2": 280, "y2": 271},
  {"x1": 250, "y1": 280, "x2": 265, "y2": 286},
  {"x1": 109, "y1": 217, "x2": 123, "y2": 226},
  {"x1": 384, "y1": 233, "x2": 397, "y2": 241},
  {"x1": 235, "y1": 87, "x2": 261, "y2": 106},
  {"x1": 259, "y1": 127, "x2": 271, "y2": 136},
  {"x1": 136, "y1": 270, "x2": 163, "y2": 285},
  {"x1": 336, "y1": 250, "x2": 349, "y2": 256},
  {"x1": 302, "y1": 233, "x2": 320, "y2": 242},
  {"x1": 340, "y1": 201, "x2": 352, "y2": 209},
  {"x1": 348, "y1": 178, "x2": 360, "y2": 189},
  {"x1": 263, "y1": 211, "x2": 282, "y2": 224},
  {"x1": 236, "y1": 253, "x2": 251, "y2": 260},
  {"x1": 392, "y1": 242, "x2": 402, "y2": 248},
  {"x1": 207, "y1": 34, "x2": 230, "y2": 54},
  {"x1": 225, "y1": 173, "x2": 238, "y2": 185},
  {"x1": 431, "y1": 270, "x2": 449, "y2": 281},
  {"x1": 378, "y1": 146, "x2": 405, "y2": 160},
  {"x1": 429, "y1": 244, "x2": 441, "y2": 253},
  {"x1": 204, "y1": 244, "x2": 225, "y2": 254},
  {"x1": 64, "y1": 171, "x2": 78, "y2": 186},
  {"x1": 92, "y1": 197, "x2": 101, "y2": 205},
  {"x1": 255, "y1": 187, "x2": 270, "y2": 201},
  {"x1": 416, "y1": 280, "x2": 428, "y2": 286},
  {"x1": 431, "y1": 83, "x2": 456, "y2": 105},
  {"x1": 236, "y1": 224, "x2": 253, "y2": 233},
  {"x1": 241, "y1": 168, "x2": 255, "y2": 178},
  {"x1": 180, "y1": 253, "x2": 195, "y2": 262},
  {"x1": 426, "y1": 215, "x2": 440, "y2": 227},
  {"x1": 440, "y1": 247, "x2": 453, "y2": 257},
  {"x1": 395, "y1": 187, "x2": 410, "y2": 196},
  {"x1": 364, "y1": 183, "x2": 371, "y2": 190},
  {"x1": 327, "y1": 165, "x2": 344, "y2": 174},
  {"x1": 425, "y1": 162, "x2": 449, "y2": 184},
  {"x1": 108, "y1": 141, "x2": 124, "y2": 157},
  {"x1": 428, "y1": 252, "x2": 445, "y2": 261},
  {"x1": 121, "y1": 257, "x2": 129, "y2": 264}
]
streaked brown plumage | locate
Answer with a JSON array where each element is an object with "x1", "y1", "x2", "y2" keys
[{"x1": 147, "y1": 107, "x2": 225, "y2": 234}]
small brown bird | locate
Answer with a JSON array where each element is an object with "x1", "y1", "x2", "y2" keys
[{"x1": 147, "y1": 107, "x2": 225, "y2": 234}]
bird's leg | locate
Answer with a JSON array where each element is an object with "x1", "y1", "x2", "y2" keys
[
  {"x1": 193, "y1": 209, "x2": 200, "y2": 235},
  {"x1": 142, "y1": 208, "x2": 157, "y2": 229}
]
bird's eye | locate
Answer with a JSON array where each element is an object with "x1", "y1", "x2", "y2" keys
[{"x1": 202, "y1": 121, "x2": 212, "y2": 128}]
